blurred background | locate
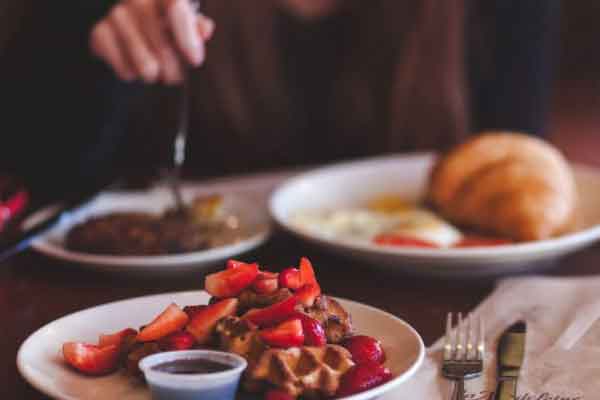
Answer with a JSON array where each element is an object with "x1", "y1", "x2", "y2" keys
[
  {"x1": 0, "y1": 0, "x2": 598, "y2": 169},
  {"x1": 551, "y1": 1, "x2": 600, "y2": 165}
]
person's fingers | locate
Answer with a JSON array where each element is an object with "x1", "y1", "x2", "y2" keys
[
  {"x1": 90, "y1": 0, "x2": 213, "y2": 83},
  {"x1": 109, "y1": 4, "x2": 160, "y2": 83},
  {"x1": 129, "y1": 0, "x2": 183, "y2": 84},
  {"x1": 162, "y1": 0, "x2": 204, "y2": 66},
  {"x1": 197, "y1": 14, "x2": 215, "y2": 41},
  {"x1": 90, "y1": 20, "x2": 136, "y2": 81}
]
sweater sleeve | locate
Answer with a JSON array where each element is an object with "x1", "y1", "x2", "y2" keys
[
  {"x1": 0, "y1": 1, "x2": 145, "y2": 200},
  {"x1": 466, "y1": 0, "x2": 561, "y2": 136}
]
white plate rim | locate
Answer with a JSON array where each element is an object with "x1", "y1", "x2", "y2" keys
[
  {"x1": 269, "y1": 153, "x2": 600, "y2": 262},
  {"x1": 27, "y1": 189, "x2": 271, "y2": 270},
  {"x1": 17, "y1": 290, "x2": 425, "y2": 400},
  {"x1": 332, "y1": 297, "x2": 425, "y2": 400},
  {"x1": 30, "y1": 231, "x2": 270, "y2": 268}
]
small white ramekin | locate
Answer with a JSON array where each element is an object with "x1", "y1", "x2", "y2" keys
[{"x1": 139, "y1": 350, "x2": 247, "y2": 400}]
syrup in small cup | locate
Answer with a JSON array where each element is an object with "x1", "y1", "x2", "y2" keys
[{"x1": 139, "y1": 350, "x2": 247, "y2": 400}]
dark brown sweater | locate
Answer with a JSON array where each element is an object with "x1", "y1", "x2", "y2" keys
[{"x1": 0, "y1": 0, "x2": 559, "y2": 201}]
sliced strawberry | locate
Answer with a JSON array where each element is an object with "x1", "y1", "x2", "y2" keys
[
  {"x1": 296, "y1": 283, "x2": 321, "y2": 308},
  {"x1": 205, "y1": 262, "x2": 259, "y2": 298},
  {"x1": 186, "y1": 298, "x2": 239, "y2": 343},
  {"x1": 62, "y1": 342, "x2": 120, "y2": 375},
  {"x1": 289, "y1": 312, "x2": 326, "y2": 346},
  {"x1": 278, "y1": 268, "x2": 302, "y2": 290},
  {"x1": 158, "y1": 331, "x2": 196, "y2": 351},
  {"x1": 259, "y1": 271, "x2": 279, "y2": 279},
  {"x1": 342, "y1": 335, "x2": 386, "y2": 364},
  {"x1": 243, "y1": 296, "x2": 298, "y2": 327},
  {"x1": 253, "y1": 278, "x2": 279, "y2": 295},
  {"x1": 226, "y1": 259, "x2": 244, "y2": 269},
  {"x1": 137, "y1": 303, "x2": 189, "y2": 342},
  {"x1": 260, "y1": 318, "x2": 304, "y2": 348},
  {"x1": 336, "y1": 362, "x2": 393, "y2": 397},
  {"x1": 299, "y1": 257, "x2": 318, "y2": 286},
  {"x1": 373, "y1": 234, "x2": 438, "y2": 248},
  {"x1": 252, "y1": 272, "x2": 279, "y2": 294},
  {"x1": 265, "y1": 388, "x2": 295, "y2": 400},
  {"x1": 455, "y1": 235, "x2": 512, "y2": 247},
  {"x1": 98, "y1": 328, "x2": 137, "y2": 348},
  {"x1": 183, "y1": 305, "x2": 207, "y2": 320}
]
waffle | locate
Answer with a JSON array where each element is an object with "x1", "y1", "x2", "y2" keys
[
  {"x1": 238, "y1": 288, "x2": 294, "y2": 313},
  {"x1": 216, "y1": 317, "x2": 355, "y2": 398},
  {"x1": 246, "y1": 345, "x2": 355, "y2": 398},
  {"x1": 233, "y1": 291, "x2": 352, "y2": 343},
  {"x1": 216, "y1": 316, "x2": 267, "y2": 361},
  {"x1": 306, "y1": 296, "x2": 353, "y2": 344},
  {"x1": 125, "y1": 342, "x2": 161, "y2": 376}
]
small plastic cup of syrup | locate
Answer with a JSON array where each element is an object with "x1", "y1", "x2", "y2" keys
[{"x1": 139, "y1": 350, "x2": 247, "y2": 400}]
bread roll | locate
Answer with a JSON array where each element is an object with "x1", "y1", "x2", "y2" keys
[{"x1": 428, "y1": 132, "x2": 577, "y2": 241}]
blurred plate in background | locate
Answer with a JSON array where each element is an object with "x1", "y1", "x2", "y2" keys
[
  {"x1": 27, "y1": 184, "x2": 270, "y2": 274},
  {"x1": 270, "y1": 153, "x2": 600, "y2": 276}
]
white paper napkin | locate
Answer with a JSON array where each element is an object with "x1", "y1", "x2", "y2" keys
[{"x1": 384, "y1": 276, "x2": 600, "y2": 399}]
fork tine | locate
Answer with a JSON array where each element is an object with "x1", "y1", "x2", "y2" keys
[
  {"x1": 444, "y1": 312, "x2": 453, "y2": 360},
  {"x1": 441, "y1": 312, "x2": 485, "y2": 389},
  {"x1": 465, "y1": 314, "x2": 473, "y2": 360},
  {"x1": 477, "y1": 316, "x2": 485, "y2": 360},
  {"x1": 456, "y1": 312, "x2": 464, "y2": 359}
]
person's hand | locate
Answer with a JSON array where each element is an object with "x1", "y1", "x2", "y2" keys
[{"x1": 90, "y1": 0, "x2": 215, "y2": 85}]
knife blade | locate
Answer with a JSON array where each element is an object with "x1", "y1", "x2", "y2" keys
[
  {"x1": 493, "y1": 321, "x2": 527, "y2": 400},
  {"x1": 0, "y1": 185, "x2": 111, "y2": 263}
]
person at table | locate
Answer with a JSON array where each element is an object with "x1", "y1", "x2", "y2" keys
[{"x1": 0, "y1": 0, "x2": 559, "y2": 200}]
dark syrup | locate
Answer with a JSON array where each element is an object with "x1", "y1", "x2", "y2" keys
[{"x1": 152, "y1": 358, "x2": 232, "y2": 375}]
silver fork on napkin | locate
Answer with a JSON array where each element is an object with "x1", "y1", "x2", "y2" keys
[{"x1": 442, "y1": 313, "x2": 485, "y2": 400}]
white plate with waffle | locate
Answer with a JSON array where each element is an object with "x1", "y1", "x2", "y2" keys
[{"x1": 17, "y1": 291, "x2": 425, "y2": 400}]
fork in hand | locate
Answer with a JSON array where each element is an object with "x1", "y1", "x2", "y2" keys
[{"x1": 442, "y1": 313, "x2": 485, "y2": 400}]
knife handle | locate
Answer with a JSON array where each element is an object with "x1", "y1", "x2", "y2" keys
[
  {"x1": 451, "y1": 379, "x2": 466, "y2": 400},
  {"x1": 494, "y1": 378, "x2": 517, "y2": 400}
]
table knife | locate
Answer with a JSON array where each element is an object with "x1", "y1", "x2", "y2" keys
[
  {"x1": 493, "y1": 321, "x2": 527, "y2": 400},
  {"x1": 0, "y1": 183, "x2": 117, "y2": 263}
]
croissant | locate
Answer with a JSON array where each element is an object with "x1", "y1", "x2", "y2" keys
[{"x1": 428, "y1": 132, "x2": 577, "y2": 241}]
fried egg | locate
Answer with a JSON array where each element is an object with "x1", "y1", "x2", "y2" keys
[
  {"x1": 381, "y1": 209, "x2": 462, "y2": 247},
  {"x1": 291, "y1": 207, "x2": 462, "y2": 247}
]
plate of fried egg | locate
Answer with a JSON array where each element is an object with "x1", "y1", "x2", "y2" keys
[{"x1": 269, "y1": 135, "x2": 600, "y2": 276}]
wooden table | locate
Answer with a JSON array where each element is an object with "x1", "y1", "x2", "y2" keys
[{"x1": 3, "y1": 229, "x2": 600, "y2": 399}]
